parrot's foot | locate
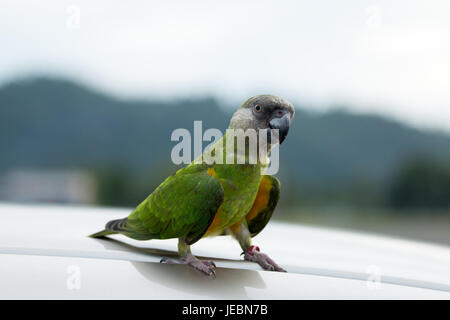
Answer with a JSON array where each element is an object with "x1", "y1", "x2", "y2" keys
[
  {"x1": 160, "y1": 254, "x2": 216, "y2": 277},
  {"x1": 243, "y1": 245, "x2": 287, "y2": 272}
]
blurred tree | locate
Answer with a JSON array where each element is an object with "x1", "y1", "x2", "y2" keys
[
  {"x1": 95, "y1": 168, "x2": 130, "y2": 207},
  {"x1": 94, "y1": 162, "x2": 177, "y2": 208},
  {"x1": 388, "y1": 159, "x2": 450, "y2": 209}
]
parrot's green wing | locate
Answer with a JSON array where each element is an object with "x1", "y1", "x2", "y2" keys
[
  {"x1": 245, "y1": 175, "x2": 280, "y2": 237},
  {"x1": 108, "y1": 166, "x2": 224, "y2": 245}
]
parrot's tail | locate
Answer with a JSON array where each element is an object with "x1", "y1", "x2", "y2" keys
[
  {"x1": 88, "y1": 218, "x2": 129, "y2": 238},
  {"x1": 88, "y1": 229, "x2": 117, "y2": 238}
]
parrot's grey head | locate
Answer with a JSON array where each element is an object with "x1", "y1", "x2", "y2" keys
[{"x1": 229, "y1": 95, "x2": 295, "y2": 145}]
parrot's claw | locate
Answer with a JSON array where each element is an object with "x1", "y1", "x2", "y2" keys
[
  {"x1": 200, "y1": 260, "x2": 216, "y2": 268},
  {"x1": 160, "y1": 257, "x2": 177, "y2": 264},
  {"x1": 244, "y1": 246, "x2": 287, "y2": 272},
  {"x1": 160, "y1": 255, "x2": 216, "y2": 277},
  {"x1": 185, "y1": 254, "x2": 216, "y2": 277}
]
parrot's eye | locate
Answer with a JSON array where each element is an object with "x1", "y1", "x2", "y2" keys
[{"x1": 254, "y1": 104, "x2": 262, "y2": 112}]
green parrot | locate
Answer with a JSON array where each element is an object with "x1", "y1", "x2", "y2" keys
[{"x1": 90, "y1": 95, "x2": 294, "y2": 276}]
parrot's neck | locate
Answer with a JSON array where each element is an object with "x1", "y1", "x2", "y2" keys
[{"x1": 198, "y1": 131, "x2": 270, "y2": 171}]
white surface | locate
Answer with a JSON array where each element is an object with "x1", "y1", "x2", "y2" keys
[{"x1": 0, "y1": 202, "x2": 450, "y2": 299}]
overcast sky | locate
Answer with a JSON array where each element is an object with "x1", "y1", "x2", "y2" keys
[{"x1": 1, "y1": 1, "x2": 450, "y2": 132}]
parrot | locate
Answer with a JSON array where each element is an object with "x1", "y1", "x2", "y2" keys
[{"x1": 90, "y1": 94, "x2": 294, "y2": 277}]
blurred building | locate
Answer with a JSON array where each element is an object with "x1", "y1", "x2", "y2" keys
[{"x1": 0, "y1": 170, "x2": 97, "y2": 204}]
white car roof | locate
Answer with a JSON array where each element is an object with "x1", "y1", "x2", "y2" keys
[{"x1": 1, "y1": 202, "x2": 450, "y2": 299}]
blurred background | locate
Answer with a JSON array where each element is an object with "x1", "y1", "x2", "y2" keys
[{"x1": 1, "y1": 1, "x2": 449, "y2": 245}]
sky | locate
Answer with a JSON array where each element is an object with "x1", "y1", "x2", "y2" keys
[{"x1": 1, "y1": 0, "x2": 450, "y2": 133}]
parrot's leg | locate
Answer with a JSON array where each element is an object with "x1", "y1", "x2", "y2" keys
[
  {"x1": 231, "y1": 222, "x2": 286, "y2": 272},
  {"x1": 160, "y1": 238, "x2": 216, "y2": 277}
]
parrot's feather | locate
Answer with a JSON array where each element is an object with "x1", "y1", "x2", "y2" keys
[
  {"x1": 88, "y1": 229, "x2": 117, "y2": 238},
  {"x1": 93, "y1": 165, "x2": 225, "y2": 244},
  {"x1": 244, "y1": 175, "x2": 280, "y2": 237}
]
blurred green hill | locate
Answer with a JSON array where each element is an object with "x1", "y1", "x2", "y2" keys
[{"x1": 1, "y1": 77, "x2": 450, "y2": 208}]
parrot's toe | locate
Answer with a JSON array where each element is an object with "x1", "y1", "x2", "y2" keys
[
  {"x1": 160, "y1": 255, "x2": 216, "y2": 277},
  {"x1": 201, "y1": 260, "x2": 216, "y2": 268},
  {"x1": 178, "y1": 254, "x2": 217, "y2": 277},
  {"x1": 244, "y1": 247, "x2": 287, "y2": 272},
  {"x1": 186, "y1": 259, "x2": 216, "y2": 278}
]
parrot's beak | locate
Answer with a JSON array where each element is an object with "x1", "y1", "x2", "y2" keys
[{"x1": 269, "y1": 113, "x2": 291, "y2": 144}]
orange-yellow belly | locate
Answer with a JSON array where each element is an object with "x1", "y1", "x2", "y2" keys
[{"x1": 204, "y1": 167, "x2": 269, "y2": 236}]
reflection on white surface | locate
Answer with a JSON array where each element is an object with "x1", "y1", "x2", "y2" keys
[{"x1": 1, "y1": 202, "x2": 450, "y2": 299}]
